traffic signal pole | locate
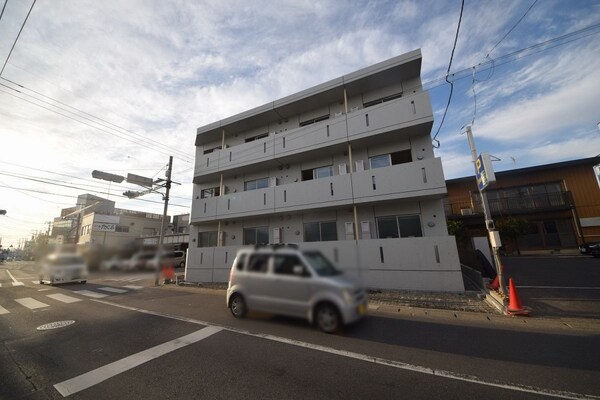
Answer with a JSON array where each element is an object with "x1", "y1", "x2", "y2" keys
[{"x1": 155, "y1": 156, "x2": 173, "y2": 287}]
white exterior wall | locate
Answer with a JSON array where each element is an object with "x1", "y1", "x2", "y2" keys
[{"x1": 188, "y1": 50, "x2": 464, "y2": 292}]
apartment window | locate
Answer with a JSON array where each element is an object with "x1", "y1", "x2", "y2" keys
[
  {"x1": 376, "y1": 215, "x2": 422, "y2": 238},
  {"x1": 245, "y1": 133, "x2": 269, "y2": 143},
  {"x1": 369, "y1": 150, "x2": 412, "y2": 169},
  {"x1": 198, "y1": 231, "x2": 217, "y2": 247},
  {"x1": 304, "y1": 221, "x2": 337, "y2": 242},
  {"x1": 362, "y1": 92, "x2": 403, "y2": 108},
  {"x1": 115, "y1": 225, "x2": 130, "y2": 233},
  {"x1": 244, "y1": 178, "x2": 269, "y2": 191},
  {"x1": 201, "y1": 187, "x2": 220, "y2": 198},
  {"x1": 299, "y1": 114, "x2": 329, "y2": 127},
  {"x1": 203, "y1": 146, "x2": 221, "y2": 155},
  {"x1": 301, "y1": 165, "x2": 333, "y2": 181},
  {"x1": 243, "y1": 227, "x2": 269, "y2": 245}
]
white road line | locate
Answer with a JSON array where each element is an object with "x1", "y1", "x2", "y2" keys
[
  {"x1": 123, "y1": 285, "x2": 143, "y2": 290},
  {"x1": 32, "y1": 281, "x2": 40, "y2": 285},
  {"x1": 73, "y1": 290, "x2": 108, "y2": 299},
  {"x1": 126, "y1": 278, "x2": 143, "y2": 282},
  {"x1": 15, "y1": 297, "x2": 50, "y2": 310},
  {"x1": 0, "y1": 305, "x2": 9, "y2": 315},
  {"x1": 53, "y1": 326, "x2": 221, "y2": 397},
  {"x1": 90, "y1": 299, "x2": 600, "y2": 400},
  {"x1": 46, "y1": 293, "x2": 83, "y2": 304},
  {"x1": 0, "y1": 283, "x2": 2, "y2": 287},
  {"x1": 517, "y1": 286, "x2": 600, "y2": 290},
  {"x1": 97, "y1": 287, "x2": 128, "y2": 294},
  {"x1": 6, "y1": 270, "x2": 24, "y2": 286}
]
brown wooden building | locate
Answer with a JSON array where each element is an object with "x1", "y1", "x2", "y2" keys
[{"x1": 445, "y1": 157, "x2": 600, "y2": 253}]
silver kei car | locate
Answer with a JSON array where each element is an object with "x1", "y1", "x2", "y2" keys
[{"x1": 226, "y1": 245, "x2": 367, "y2": 333}]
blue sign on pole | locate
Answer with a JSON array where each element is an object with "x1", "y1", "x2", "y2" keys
[{"x1": 475, "y1": 153, "x2": 495, "y2": 191}]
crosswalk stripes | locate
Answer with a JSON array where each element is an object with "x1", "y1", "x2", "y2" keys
[
  {"x1": 97, "y1": 287, "x2": 127, "y2": 294},
  {"x1": 15, "y1": 297, "x2": 50, "y2": 309},
  {"x1": 47, "y1": 293, "x2": 83, "y2": 304},
  {"x1": 123, "y1": 285, "x2": 143, "y2": 290},
  {"x1": 0, "y1": 305, "x2": 9, "y2": 315},
  {"x1": 73, "y1": 290, "x2": 109, "y2": 299}
]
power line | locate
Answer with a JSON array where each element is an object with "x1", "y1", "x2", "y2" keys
[
  {"x1": 0, "y1": 0, "x2": 36, "y2": 76},
  {"x1": 431, "y1": 0, "x2": 464, "y2": 148},
  {"x1": 1, "y1": 77, "x2": 195, "y2": 161},
  {"x1": 0, "y1": 1, "x2": 7, "y2": 23},
  {"x1": 485, "y1": 0, "x2": 538, "y2": 58}
]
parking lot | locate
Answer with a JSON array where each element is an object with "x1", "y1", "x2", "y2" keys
[{"x1": 502, "y1": 255, "x2": 600, "y2": 318}]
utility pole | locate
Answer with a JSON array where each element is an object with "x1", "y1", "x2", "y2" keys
[
  {"x1": 465, "y1": 125, "x2": 505, "y2": 294},
  {"x1": 155, "y1": 156, "x2": 173, "y2": 286}
]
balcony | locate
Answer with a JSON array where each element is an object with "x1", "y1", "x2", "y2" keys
[
  {"x1": 346, "y1": 91, "x2": 433, "y2": 141},
  {"x1": 274, "y1": 173, "x2": 353, "y2": 212},
  {"x1": 444, "y1": 191, "x2": 574, "y2": 218},
  {"x1": 351, "y1": 157, "x2": 446, "y2": 204},
  {"x1": 193, "y1": 91, "x2": 434, "y2": 183}
]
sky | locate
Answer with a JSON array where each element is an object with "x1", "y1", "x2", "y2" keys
[{"x1": 0, "y1": 0, "x2": 599, "y2": 248}]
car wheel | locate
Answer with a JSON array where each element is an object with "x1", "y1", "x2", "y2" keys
[
  {"x1": 315, "y1": 303, "x2": 341, "y2": 334},
  {"x1": 230, "y1": 294, "x2": 247, "y2": 318},
  {"x1": 80, "y1": 280, "x2": 87, "y2": 284}
]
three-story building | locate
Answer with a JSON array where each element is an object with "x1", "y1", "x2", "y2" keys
[{"x1": 187, "y1": 49, "x2": 464, "y2": 291}]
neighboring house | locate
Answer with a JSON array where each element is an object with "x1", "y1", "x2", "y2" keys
[
  {"x1": 187, "y1": 49, "x2": 464, "y2": 291},
  {"x1": 445, "y1": 157, "x2": 600, "y2": 253}
]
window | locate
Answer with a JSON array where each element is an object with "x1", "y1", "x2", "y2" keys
[
  {"x1": 369, "y1": 150, "x2": 412, "y2": 169},
  {"x1": 376, "y1": 215, "x2": 422, "y2": 239},
  {"x1": 301, "y1": 165, "x2": 333, "y2": 181},
  {"x1": 273, "y1": 255, "x2": 303, "y2": 275},
  {"x1": 203, "y1": 146, "x2": 221, "y2": 155},
  {"x1": 304, "y1": 221, "x2": 337, "y2": 242},
  {"x1": 244, "y1": 178, "x2": 269, "y2": 191},
  {"x1": 247, "y1": 254, "x2": 269, "y2": 273},
  {"x1": 234, "y1": 253, "x2": 247, "y2": 271},
  {"x1": 115, "y1": 225, "x2": 130, "y2": 233},
  {"x1": 299, "y1": 114, "x2": 329, "y2": 127},
  {"x1": 201, "y1": 187, "x2": 220, "y2": 198},
  {"x1": 198, "y1": 231, "x2": 217, "y2": 247},
  {"x1": 243, "y1": 227, "x2": 269, "y2": 245},
  {"x1": 245, "y1": 133, "x2": 269, "y2": 143}
]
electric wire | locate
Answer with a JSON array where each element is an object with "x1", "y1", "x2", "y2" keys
[
  {"x1": 485, "y1": 0, "x2": 539, "y2": 58},
  {"x1": 0, "y1": 0, "x2": 36, "y2": 76},
  {"x1": 0, "y1": 1, "x2": 7, "y2": 23},
  {"x1": 0, "y1": 77, "x2": 195, "y2": 161},
  {"x1": 431, "y1": 0, "x2": 464, "y2": 148}
]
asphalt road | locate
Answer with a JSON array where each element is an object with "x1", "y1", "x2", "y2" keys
[
  {"x1": 502, "y1": 256, "x2": 600, "y2": 318},
  {"x1": 1, "y1": 261, "x2": 599, "y2": 399}
]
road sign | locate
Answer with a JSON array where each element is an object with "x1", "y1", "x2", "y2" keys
[
  {"x1": 476, "y1": 152, "x2": 496, "y2": 191},
  {"x1": 92, "y1": 170, "x2": 125, "y2": 183},
  {"x1": 127, "y1": 173, "x2": 153, "y2": 187}
]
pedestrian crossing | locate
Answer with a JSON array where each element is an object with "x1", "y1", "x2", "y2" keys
[{"x1": 0, "y1": 285, "x2": 143, "y2": 315}]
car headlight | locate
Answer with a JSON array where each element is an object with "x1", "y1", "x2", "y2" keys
[{"x1": 342, "y1": 288, "x2": 354, "y2": 304}]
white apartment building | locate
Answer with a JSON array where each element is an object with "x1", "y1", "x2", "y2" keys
[{"x1": 187, "y1": 49, "x2": 464, "y2": 291}]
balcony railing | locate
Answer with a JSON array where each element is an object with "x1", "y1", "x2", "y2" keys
[{"x1": 444, "y1": 191, "x2": 574, "y2": 217}]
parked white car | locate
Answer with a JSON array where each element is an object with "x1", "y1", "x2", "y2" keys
[
  {"x1": 146, "y1": 250, "x2": 186, "y2": 270},
  {"x1": 40, "y1": 253, "x2": 88, "y2": 285},
  {"x1": 227, "y1": 244, "x2": 367, "y2": 333}
]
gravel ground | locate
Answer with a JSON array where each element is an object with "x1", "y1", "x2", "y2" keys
[{"x1": 182, "y1": 281, "x2": 494, "y2": 314}]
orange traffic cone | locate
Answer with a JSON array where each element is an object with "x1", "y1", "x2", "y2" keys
[
  {"x1": 487, "y1": 275, "x2": 499, "y2": 291},
  {"x1": 506, "y1": 278, "x2": 530, "y2": 316}
]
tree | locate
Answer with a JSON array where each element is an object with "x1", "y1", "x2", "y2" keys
[
  {"x1": 496, "y1": 216, "x2": 531, "y2": 255},
  {"x1": 447, "y1": 220, "x2": 469, "y2": 247}
]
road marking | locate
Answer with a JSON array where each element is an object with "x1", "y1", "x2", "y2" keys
[
  {"x1": 517, "y1": 286, "x2": 600, "y2": 290},
  {"x1": 123, "y1": 285, "x2": 143, "y2": 290},
  {"x1": 53, "y1": 326, "x2": 221, "y2": 397},
  {"x1": 7, "y1": 270, "x2": 25, "y2": 286},
  {"x1": 0, "y1": 283, "x2": 2, "y2": 287},
  {"x1": 91, "y1": 299, "x2": 600, "y2": 400},
  {"x1": 32, "y1": 281, "x2": 40, "y2": 284},
  {"x1": 126, "y1": 278, "x2": 143, "y2": 282},
  {"x1": 47, "y1": 293, "x2": 83, "y2": 304},
  {"x1": 38, "y1": 288, "x2": 54, "y2": 292},
  {"x1": 73, "y1": 290, "x2": 108, "y2": 299},
  {"x1": 97, "y1": 287, "x2": 128, "y2": 294},
  {"x1": 0, "y1": 305, "x2": 9, "y2": 315},
  {"x1": 15, "y1": 297, "x2": 50, "y2": 309}
]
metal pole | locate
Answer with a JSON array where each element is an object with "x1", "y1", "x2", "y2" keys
[
  {"x1": 466, "y1": 126, "x2": 505, "y2": 294},
  {"x1": 155, "y1": 156, "x2": 173, "y2": 286}
]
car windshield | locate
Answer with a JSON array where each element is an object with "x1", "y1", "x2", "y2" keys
[
  {"x1": 302, "y1": 251, "x2": 341, "y2": 277},
  {"x1": 49, "y1": 256, "x2": 84, "y2": 266}
]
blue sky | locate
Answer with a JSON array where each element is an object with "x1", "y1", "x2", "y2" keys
[{"x1": 0, "y1": 0, "x2": 599, "y2": 247}]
